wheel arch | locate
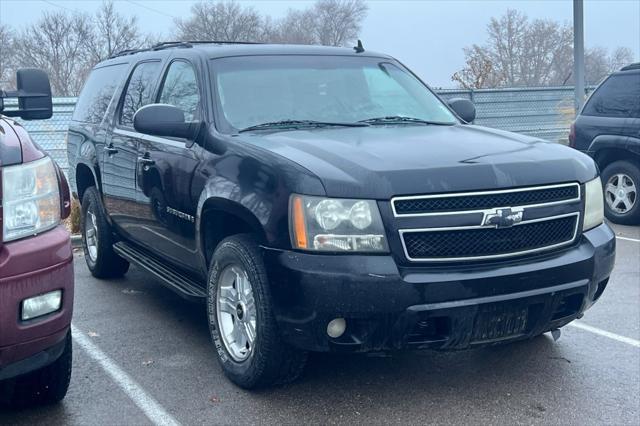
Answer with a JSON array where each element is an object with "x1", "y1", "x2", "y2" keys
[
  {"x1": 198, "y1": 197, "x2": 268, "y2": 267},
  {"x1": 589, "y1": 135, "x2": 640, "y2": 172},
  {"x1": 75, "y1": 161, "x2": 100, "y2": 202}
]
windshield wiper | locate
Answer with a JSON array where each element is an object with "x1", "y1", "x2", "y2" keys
[
  {"x1": 358, "y1": 116, "x2": 454, "y2": 126},
  {"x1": 238, "y1": 119, "x2": 369, "y2": 133}
]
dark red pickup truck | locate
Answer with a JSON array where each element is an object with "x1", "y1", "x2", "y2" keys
[{"x1": 0, "y1": 69, "x2": 73, "y2": 407}]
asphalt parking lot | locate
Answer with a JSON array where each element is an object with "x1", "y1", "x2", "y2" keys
[{"x1": 1, "y1": 223, "x2": 638, "y2": 425}]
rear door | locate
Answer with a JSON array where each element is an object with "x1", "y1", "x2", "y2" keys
[
  {"x1": 102, "y1": 60, "x2": 163, "y2": 237},
  {"x1": 133, "y1": 58, "x2": 204, "y2": 272},
  {"x1": 579, "y1": 73, "x2": 640, "y2": 151}
]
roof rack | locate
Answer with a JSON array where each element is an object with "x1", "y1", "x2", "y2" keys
[
  {"x1": 109, "y1": 40, "x2": 265, "y2": 59},
  {"x1": 620, "y1": 62, "x2": 640, "y2": 71},
  {"x1": 109, "y1": 48, "x2": 148, "y2": 59}
]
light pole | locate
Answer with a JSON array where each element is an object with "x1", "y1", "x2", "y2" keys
[{"x1": 574, "y1": 0, "x2": 585, "y2": 113}]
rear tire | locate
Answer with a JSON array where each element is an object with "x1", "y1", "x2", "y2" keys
[
  {"x1": 207, "y1": 234, "x2": 307, "y2": 389},
  {"x1": 601, "y1": 160, "x2": 640, "y2": 225},
  {"x1": 0, "y1": 332, "x2": 72, "y2": 408},
  {"x1": 81, "y1": 186, "x2": 129, "y2": 278}
]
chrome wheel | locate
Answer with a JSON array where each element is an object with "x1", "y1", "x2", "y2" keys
[
  {"x1": 605, "y1": 173, "x2": 637, "y2": 214},
  {"x1": 85, "y1": 206, "x2": 99, "y2": 262},
  {"x1": 216, "y1": 265, "x2": 257, "y2": 362}
]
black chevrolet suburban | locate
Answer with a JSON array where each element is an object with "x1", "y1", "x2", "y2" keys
[
  {"x1": 67, "y1": 42, "x2": 616, "y2": 389},
  {"x1": 570, "y1": 62, "x2": 640, "y2": 225}
]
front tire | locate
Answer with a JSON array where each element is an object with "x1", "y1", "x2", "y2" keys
[
  {"x1": 602, "y1": 160, "x2": 640, "y2": 225},
  {"x1": 81, "y1": 186, "x2": 129, "y2": 278},
  {"x1": 207, "y1": 234, "x2": 307, "y2": 389},
  {"x1": 0, "y1": 332, "x2": 72, "y2": 408}
]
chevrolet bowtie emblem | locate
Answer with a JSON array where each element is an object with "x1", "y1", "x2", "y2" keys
[{"x1": 482, "y1": 207, "x2": 524, "y2": 228}]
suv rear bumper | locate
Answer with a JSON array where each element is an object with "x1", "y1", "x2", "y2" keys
[
  {"x1": 0, "y1": 226, "x2": 74, "y2": 380},
  {"x1": 264, "y1": 223, "x2": 615, "y2": 352}
]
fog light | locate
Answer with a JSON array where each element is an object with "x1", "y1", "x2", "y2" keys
[
  {"x1": 21, "y1": 290, "x2": 62, "y2": 321},
  {"x1": 327, "y1": 318, "x2": 346, "y2": 338}
]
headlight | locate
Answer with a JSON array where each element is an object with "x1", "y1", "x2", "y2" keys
[
  {"x1": 2, "y1": 157, "x2": 60, "y2": 242},
  {"x1": 290, "y1": 195, "x2": 388, "y2": 252},
  {"x1": 583, "y1": 177, "x2": 604, "y2": 231}
]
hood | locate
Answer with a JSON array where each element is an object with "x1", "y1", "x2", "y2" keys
[
  {"x1": 237, "y1": 124, "x2": 598, "y2": 199},
  {"x1": 0, "y1": 117, "x2": 44, "y2": 167}
]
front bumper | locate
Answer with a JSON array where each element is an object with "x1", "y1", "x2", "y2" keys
[
  {"x1": 0, "y1": 226, "x2": 74, "y2": 379},
  {"x1": 264, "y1": 223, "x2": 615, "y2": 352}
]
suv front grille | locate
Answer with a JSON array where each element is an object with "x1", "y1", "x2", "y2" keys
[
  {"x1": 400, "y1": 214, "x2": 579, "y2": 262},
  {"x1": 393, "y1": 183, "x2": 579, "y2": 216}
]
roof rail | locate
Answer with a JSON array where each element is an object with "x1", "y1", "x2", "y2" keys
[
  {"x1": 110, "y1": 40, "x2": 265, "y2": 59},
  {"x1": 109, "y1": 48, "x2": 148, "y2": 59},
  {"x1": 151, "y1": 41, "x2": 193, "y2": 51},
  {"x1": 620, "y1": 62, "x2": 640, "y2": 71},
  {"x1": 185, "y1": 40, "x2": 264, "y2": 45}
]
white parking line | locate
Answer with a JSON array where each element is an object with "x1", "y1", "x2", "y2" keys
[
  {"x1": 568, "y1": 321, "x2": 640, "y2": 348},
  {"x1": 71, "y1": 325, "x2": 181, "y2": 426},
  {"x1": 616, "y1": 236, "x2": 640, "y2": 243}
]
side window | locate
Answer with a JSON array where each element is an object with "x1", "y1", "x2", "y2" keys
[
  {"x1": 583, "y1": 73, "x2": 640, "y2": 118},
  {"x1": 157, "y1": 61, "x2": 201, "y2": 121},
  {"x1": 119, "y1": 61, "x2": 162, "y2": 127},
  {"x1": 72, "y1": 63, "x2": 127, "y2": 124}
]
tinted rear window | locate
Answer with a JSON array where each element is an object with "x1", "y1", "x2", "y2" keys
[
  {"x1": 583, "y1": 73, "x2": 640, "y2": 118},
  {"x1": 72, "y1": 63, "x2": 128, "y2": 124}
]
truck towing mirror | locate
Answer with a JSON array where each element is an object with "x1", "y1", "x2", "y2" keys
[{"x1": 0, "y1": 69, "x2": 53, "y2": 120}]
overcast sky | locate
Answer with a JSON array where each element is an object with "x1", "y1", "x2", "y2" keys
[{"x1": 1, "y1": 0, "x2": 638, "y2": 88}]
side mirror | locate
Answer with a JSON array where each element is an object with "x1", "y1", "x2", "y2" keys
[
  {"x1": 133, "y1": 104, "x2": 198, "y2": 140},
  {"x1": 448, "y1": 98, "x2": 476, "y2": 123},
  {"x1": 0, "y1": 69, "x2": 53, "y2": 120}
]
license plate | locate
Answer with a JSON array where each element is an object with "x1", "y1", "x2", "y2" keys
[{"x1": 471, "y1": 305, "x2": 528, "y2": 343}]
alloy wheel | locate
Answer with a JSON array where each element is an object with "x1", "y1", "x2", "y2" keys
[
  {"x1": 216, "y1": 264, "x2": 257, "y2": 362},
  {"x1": 605, "y1": 173, "x2": 637, "y2": 214},
  {"x1": 85, "y1": 206, "x2": 99, "y2": 262}
]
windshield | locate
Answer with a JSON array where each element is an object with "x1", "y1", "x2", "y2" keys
[{"x1": 210, "y1": 55, "x2": 457, "y2": 133}]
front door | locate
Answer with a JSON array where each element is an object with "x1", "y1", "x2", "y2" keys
[{"x1": 133, "y1": 59, "x2": 204, "y2": 272}]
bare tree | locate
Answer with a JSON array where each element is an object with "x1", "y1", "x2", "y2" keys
[
  {"x1": 84, "y1": 1, "x2": 146, "y2": 63},
  {"x1": 452, "y1": 46, "x2": 500, "y2": 89},
  {"x1": 175, "y1": 1, "x2": 266, "y2": 42},
  {"x1": 175, "y1": 0, "x2": 368, "y2": 47},
  {"x1": 0, "y1": 24, "x2": 15, "y2": 85},
  {"x1": 609, "y1": 47, "x2": 634, "y2": 71},
  {"x1": 311, "y1": 0, "x2": 368, "y2": 46},
  {"x1": 453, "y1": 9, "x2": 636, "y2": 88},
  {"x1": 269, "y1": 9, "x2": 318, "y2": 45},
  {"x1": 14, "y1": 11, "x2": 92, "y2": 96}
]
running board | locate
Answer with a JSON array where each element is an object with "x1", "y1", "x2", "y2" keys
[{"x1": 113, "y1": 241, "x2": 206, "y2": 302}]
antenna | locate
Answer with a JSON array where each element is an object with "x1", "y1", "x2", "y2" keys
[{"x1": 354, "y1": 39, "x2": 364, "y2": 53}]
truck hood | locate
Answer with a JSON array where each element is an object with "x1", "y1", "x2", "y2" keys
[
  {"x1": 0, "y1": 117, "x2": 43, "y2": 167},
  {"x1": 0, "y1": 118, "x2": 23, "y2": 167},
  {"x1": 237, "y1": 124, "x2": 598, "y2": 198}
]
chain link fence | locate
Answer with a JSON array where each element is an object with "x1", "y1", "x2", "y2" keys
[{"x1": 6, "y1": 87, "x2": 592, "y2": 175}]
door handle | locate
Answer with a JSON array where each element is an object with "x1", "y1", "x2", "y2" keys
[
  {"x1": 138, "y1": 156, "x2": 155, "y2": 166},
  {"x1": 104, "y1": 145, "x2": 118, "y2": 155}
]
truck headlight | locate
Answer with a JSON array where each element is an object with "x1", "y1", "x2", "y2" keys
[
  {"x1": 2, "y1": 157, "x2": 60, "y2": 242},
  {"x1": 290, "y1": 195, "x2": 388, "y2": 252},
  {"x1": 583, "y1": 177, "x2": 604, "y2": 231}
]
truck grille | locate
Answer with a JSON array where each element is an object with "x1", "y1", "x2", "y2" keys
[
  {"x1": 400, "y1": 214, "x2": 579, "y2": 262},
  {"x1": 393, "y1": 183, "x2": 579, "y2": 216}
]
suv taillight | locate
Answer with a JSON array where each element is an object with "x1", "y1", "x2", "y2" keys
[{"x1": 568, "y1": 122, "x2": 576, "y2": 148}]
